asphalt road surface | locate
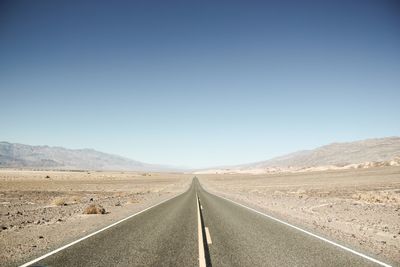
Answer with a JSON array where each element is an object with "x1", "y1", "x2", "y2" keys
[{"x1": 25, "y1": 178, "x2": 390, "y2": 267}]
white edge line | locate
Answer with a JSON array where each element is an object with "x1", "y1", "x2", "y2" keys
[
  {"x1": 196, "y1": 193, "x2": 207, "y2": 267},
  {"x1": 19, "y1": 191, "x2": 187, "y2": 267},
  {"x1": 210, "y1": 193, "x2": 392, "y2": 267}
]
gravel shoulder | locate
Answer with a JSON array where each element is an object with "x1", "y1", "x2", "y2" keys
[
  {"x1": 0, "y1": 170, "x2": 192, "y2": 266},
  {"x1": 198, "y1": 166, "x2": 400, "y2": 265}
]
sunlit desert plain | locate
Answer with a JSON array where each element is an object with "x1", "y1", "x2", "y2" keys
[
  {"x1": 0, "y1": 170, "x2": 192, "y2": 266},
  {"x1": 198, "y1": 166, "x2": 400, "y2": 264}
]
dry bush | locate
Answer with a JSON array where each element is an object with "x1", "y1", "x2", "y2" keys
[
  {"x1": 52, "y1": 197, "x2": 67, "y2": 206},
  {"x1": 352, "y1": 190, "x2": 400, "y2": 204},
  {"x1": 83, "y1": 204, "x2": 106, "y2": 214},
  {"x1": 127, "y1": 198, "x2": 139, "y2": 204}
]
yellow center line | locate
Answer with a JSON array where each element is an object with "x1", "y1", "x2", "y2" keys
[{"x1": 196, "y1": 192, "x2": 206, "y2": 267}]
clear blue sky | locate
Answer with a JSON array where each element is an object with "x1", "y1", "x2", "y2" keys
[{"x1": 1, "y1": 0, "x2": 399, "y2": 168}]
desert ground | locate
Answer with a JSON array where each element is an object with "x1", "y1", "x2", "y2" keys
[
  {"x1": 198, "y1": 166, "x2": 400, "y2": 265},
  {"x1": 0, "y1": 170, "x2": 192, "y2": 266}
]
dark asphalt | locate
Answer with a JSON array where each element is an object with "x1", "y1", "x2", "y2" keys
[{"x1": 27, "y1": 178, "x2": 387, "y2": 267}]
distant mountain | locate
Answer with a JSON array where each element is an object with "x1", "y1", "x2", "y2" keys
[
  {"x1": 247, "y1": 137, "x2": 400, "y2": 168},
  {"x1": 3, "y1": 137, "x2": 400, "y2": 173},
  {"x1": 0, "y1": 142, "x2": 169, "y2": 171},
  {"x1": 196, "y1": 137, "x2": 400, "y2": 174}
]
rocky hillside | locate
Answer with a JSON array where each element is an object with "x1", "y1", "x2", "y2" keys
[
  {"x1": 248, "y1": 137, "x2": 400, "y2": 168},
  {"x1": 0, "y1": 142, "x2": 167, "y2": 171},
  {"x1": 196, "y1": 137, "x2": 400, "y2": 174}
]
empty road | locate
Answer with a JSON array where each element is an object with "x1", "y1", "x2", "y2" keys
[{"x1": 22, "y1": 178, "x2": 391, "y2": 267}]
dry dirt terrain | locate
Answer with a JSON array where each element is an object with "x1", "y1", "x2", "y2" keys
[
  {"x1": 0, "y1": 170, "x2": 192, "y2": 266},
  {"x1": 198, "y1": 166, "x2": 400, "y2": 265}
]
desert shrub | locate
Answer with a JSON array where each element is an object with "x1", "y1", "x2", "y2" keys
[
  {"x1": 52, "y1": 197, "x2": 67, "y2": 206},
  {"x1": 83, "y1": 204, "x2": 106, "y2": 214},
  {"x1": 127, "y1": 197, "x2": 139, "y2": 204}
]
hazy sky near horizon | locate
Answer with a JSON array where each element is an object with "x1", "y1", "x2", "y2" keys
[{"x1": 1, "y1": 0, "x2": 399, "y2": 168}]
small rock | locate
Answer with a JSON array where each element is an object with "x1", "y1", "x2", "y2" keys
[
  {"x1": 39, "y1": 236, "x2": 44, "y2": 239},
  {"x1": 115, "y1": 201, "x2": 121, "y2": 206}
]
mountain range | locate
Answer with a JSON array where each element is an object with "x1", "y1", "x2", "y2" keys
[
  {"x1": 196, "y1": 136, "x2": 400, "y2": 174},
  {"x1": 0, "y1": 142, "x2": 167, "y2": 171},
  {"x1": 1, "y1": 137, "x2": 400, "y2": 172}
]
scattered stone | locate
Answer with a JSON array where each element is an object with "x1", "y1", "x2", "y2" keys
[{"x1": 38, "y1": 236, "x2": 44, "y2": 239}]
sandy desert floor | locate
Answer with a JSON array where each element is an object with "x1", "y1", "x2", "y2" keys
[
  {"x1": 0, "y1": 170, "x2": 192, "y2": 266},
  {"x1": 198, "y1": 166, "x2": 400, "y2": 265}
]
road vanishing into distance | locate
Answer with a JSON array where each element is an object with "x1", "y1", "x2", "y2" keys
[{"x1": 22, "y1": 178, "x2": 391, "y2": 267}]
